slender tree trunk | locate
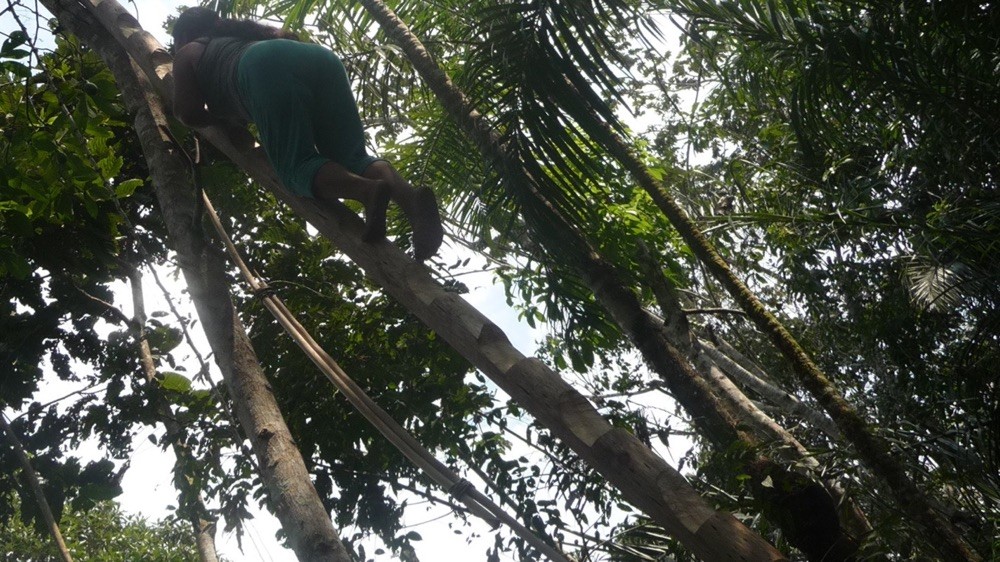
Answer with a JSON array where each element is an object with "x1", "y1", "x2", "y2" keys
[
  {"x1": 696, "y1": 338, "x2": 841, "y2": 440},
  {"x1": 193, "y1": 520, "x2": 220, "y2": 562},
  {"x1": 45, "y1": 3, "x2": 353, "y2": 561},
  {"x1": 638, "y1": 247, "x2": 872, "y2": 546},
  {"x1": 636, "y1": 244, "x2": 842, "y2": 439},
  {"x1": 0, "y1": 413, "x2": 74, "y2": 562},
  {"x1": 69, "y1": 1, "x2": 790, "y2": 560},
  {"x1": 125, "y1": 264, "x2": 219, "y2": 562},
  {"x1": 576, "y1": 75, "x2": 983, "y2": 562}
]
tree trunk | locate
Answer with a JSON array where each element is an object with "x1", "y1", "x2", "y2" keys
[
  {"x1": 638, "y1": 248, "x2": 872, "y2": 547},
  {"x1": 125, "y1": 265, "x2": 219, "y2": 562},
  {"x1": 45, "y1": 3, "x2": 353, "y2": 561},
  {"x1": 71, "y1": 1, "x2": 789, "y2": 560},
  {"x1": 577, "y1": 72, "x2": 983, "y2": 562},
  {"x1": 696, "y1": 338, "x2": 842, "y2": 440}
]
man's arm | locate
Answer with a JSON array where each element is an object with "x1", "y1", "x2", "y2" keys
[
  {"x1": 172, "y1": 42, "x2": 220, "y2": 128},
  {"x1": 172, "y1": 43, "x2": 256, "y2": 152}
]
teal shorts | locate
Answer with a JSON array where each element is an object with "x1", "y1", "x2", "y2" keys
[{"x1": 236, "y1": 40, "x2": 380, "y2": 197}]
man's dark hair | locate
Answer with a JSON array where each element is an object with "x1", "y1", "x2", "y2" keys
[{"x1": 171, "y1": 7, "x2": 297, "y2": 49}]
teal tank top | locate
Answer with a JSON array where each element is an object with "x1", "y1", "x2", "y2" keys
[{"x1": 194, "y1": 37, "x2": 256, "y2": 122}]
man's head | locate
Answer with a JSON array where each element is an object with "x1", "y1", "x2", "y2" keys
[{"x1": 171, "y1": 7, "x2": 218, "y2": 49}]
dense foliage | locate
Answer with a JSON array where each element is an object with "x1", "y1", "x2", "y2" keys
[
  {"x1": 0, "y1": 499, "x2": 200, "y2": 561},
  {"x1": 670, "y1": 0, "x2": 999, "y2": 551},
  {"x1": 2, "y1": 0, "x2": 997, "y2": 560}
]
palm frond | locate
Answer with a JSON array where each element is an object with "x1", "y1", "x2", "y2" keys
[{"x1": 904, "y1": 259, "x2": 971, "y2": 312}]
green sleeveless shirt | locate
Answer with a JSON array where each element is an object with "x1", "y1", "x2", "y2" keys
[{"x1": 194, "y1": 37, "x2": 256, "y2": 122}]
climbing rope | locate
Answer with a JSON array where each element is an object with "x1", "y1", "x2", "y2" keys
[{"x1": 173, "y1": 132, "x2": 572, "y2": 562}]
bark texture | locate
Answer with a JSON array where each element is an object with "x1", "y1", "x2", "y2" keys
[{"x1": 46, "y1": 3, "x2": 352, "y2": 560}]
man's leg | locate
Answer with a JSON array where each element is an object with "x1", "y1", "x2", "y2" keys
[
  {"x1": 312, "y1": 162, "x2": 391, "y2": 242},
  {"x1": 362, "y1": 161, "x2": 444, "y2": 260}
]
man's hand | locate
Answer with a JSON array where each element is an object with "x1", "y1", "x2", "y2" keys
[{"x1": 220, "y1": 123, "x2": 256, "y2": 153}]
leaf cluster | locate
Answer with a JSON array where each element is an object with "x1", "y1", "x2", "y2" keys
[
  {"x1": 0, "y1": 497, "x2": 201, "y2": 562},
  {"x1": 664, "y1": 0, "x2": 1000, "y2": 554}
]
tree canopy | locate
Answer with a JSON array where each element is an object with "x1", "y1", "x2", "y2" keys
[{"x1": 1, "y1": 498, "x2": 202, "y2": 562}]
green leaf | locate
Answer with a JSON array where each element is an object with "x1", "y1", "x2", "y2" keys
[
  {"x1": 158, "y1": 372, "x2": 192, "y2": 393},
  {"x1": 1, "y1": 30, "x2": 28, "y2": 54},
  {"x1": 115, "y1": 178, "x2": 143, "y2": 198},
  {"x1": 147, "y1": 325, "x2": 183, "y2": 353},
  {"x1": 0, "y1": 60, "x2": 30, "y2": 78}
]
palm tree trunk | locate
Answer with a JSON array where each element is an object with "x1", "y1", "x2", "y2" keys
[
  {"x1": 355, "y1": 1, "x2": 873, "y2": 559},
  {"x1": 268, "y1": 179, "x2": 789, "y2": 562},
  {"x1": 568, "y1": 58, "x2": 984, "y2": 562},
  {"x1": 357, "y1": 2, "x2": 987, "y2": 560},
  {"x1": 45, "y1": 3, "x2": 353, "y2": 561},
  {"x1": 638, "y1": 247, "x2": 873, "y2": 545}
]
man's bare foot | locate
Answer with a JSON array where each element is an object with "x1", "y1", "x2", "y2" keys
[
  {"x1": 359, "y1": 162, "x2": 443, "y2": 258},
  {"x1": 410, "y1": 186, "x2": 444, "y2": 261},
  {"x1": 361, "y1": 181, "x2": 392, "y2": 242}
]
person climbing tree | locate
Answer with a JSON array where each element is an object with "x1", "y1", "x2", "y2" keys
[{"x1": 170, "y1": 7, "x2": 444, "y2": 260}]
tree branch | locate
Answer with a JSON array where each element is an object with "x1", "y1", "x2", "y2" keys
[{"x1": 0, "y1": 412, "x2": 74, "y2": 562}]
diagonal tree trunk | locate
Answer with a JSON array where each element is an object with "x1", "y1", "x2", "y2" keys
[
  {"x1": 567, "y1": 65, "x2": 984, "y2": 562},
  {"x1": 695, "y1": 337, "x2": 842, "y2": 440},
  {"x1": 637, "y1": 246, "x2": 873, "y2": 545},
  {"x1": 70, "y1": 0, "x2": 788, "y2": 559},
  {"x1": 43, "y1": 3, "x2": 352, "y2": 561}
]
